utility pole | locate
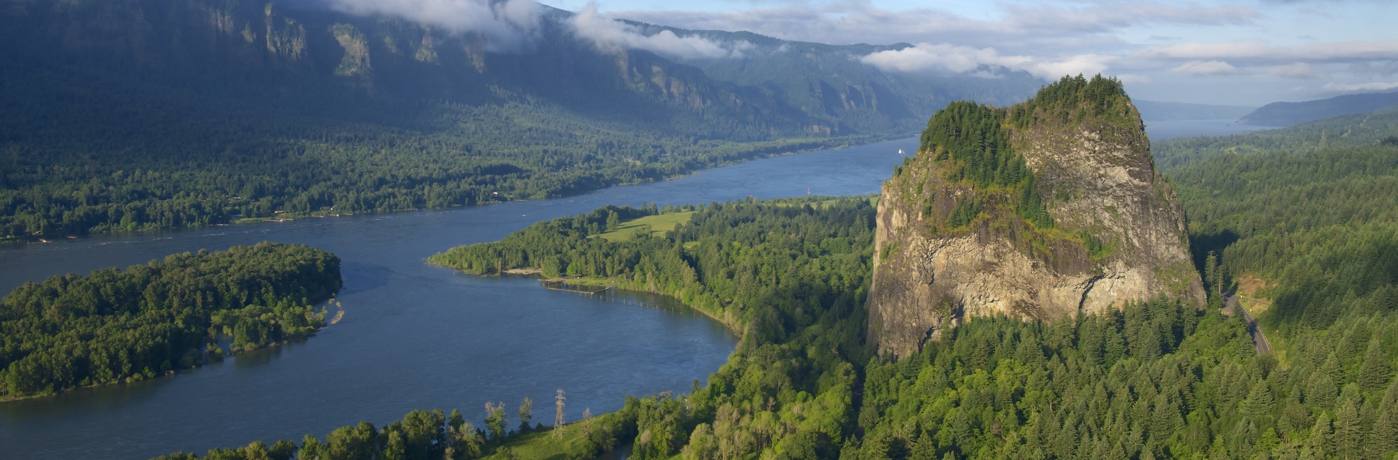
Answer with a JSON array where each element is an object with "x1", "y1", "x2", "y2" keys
[{"x1": 553, "y1": 389, "x2": 566, "y2": 439}]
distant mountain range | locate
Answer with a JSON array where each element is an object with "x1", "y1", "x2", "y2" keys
[
  {"x1": 0, "y1": 0, "x2": 1043, "y2": 237},
  {"x1": 0, "y1": 1, "x2": 1038, "y2": 142},
  {"x1": 1239, "y1": 91, "x2": 1398, "y2": 127}
]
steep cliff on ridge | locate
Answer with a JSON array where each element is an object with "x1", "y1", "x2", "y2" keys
[{"x1": 866, "y1": 75, "x2": 1206, "y2": 358}]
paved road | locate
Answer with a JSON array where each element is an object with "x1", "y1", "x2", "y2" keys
[{"x1": 1225, "y1": 294, "x2": 1273, "y2": 355}]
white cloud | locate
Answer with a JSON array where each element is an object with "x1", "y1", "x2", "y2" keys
[
  {"x1": 568, "y1": 4, "x2": 739, "y2": 59},
  {"x1": 1030, "y1": 54, "x2": 1118, "y2": 80},
  {"x1": 858, "y1": 43, "x2": 1113, "y2": 80},
  {"x1": 324, "y1": 0, "x2": 542, "y2": 52},
  {"x1": 605, "y1": 1, "x2": 1258, "y2": 52},
  {"x1": 859, "y1": 44, "x2": 1015, "y2": 74},
  {"x1": 1169, "y1": 60, "x2": 1243, "y2": 75},
  {"x1": 1137, "y1": 40, "x2": 1398, "y2": 64},
  {"x1": 1322, "y1": 81, "x2": 1398, "y2": 92},
  {"x1": 1270, "y1": 63, "x2": 1319, "y2": 79},
  {"x1": 1351, "y1": 61, "x2": 1398, "y2": 77},
  {"x1": 729, "y1": 40, "x2": 757, "y2": 58},
  {"x1": 999, "y1": 2, "x2": 1258, "y2": 34}
]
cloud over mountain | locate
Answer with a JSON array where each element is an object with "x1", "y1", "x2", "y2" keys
[
  {"x1": 858, "y1": 44, "x2": 1113, "y2": 80},
  {"x1": 567, "y1": 4, "x2": 736, "y2": 59},
  {"x1": 321, "y1": 0, "x2": 542, "y2": 52}
]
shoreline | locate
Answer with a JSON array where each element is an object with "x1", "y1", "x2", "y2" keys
[
  {"x1": 0, "y1": 134, "x2": 912, "y2": 245},
  {"x1": 0, "y1": 332, "x2": 322, "y2": 404},
  {"x1": 534, "y1": 273, "x2": 744, "y2": 334},
  {"x1": 0, "y1": 297, "x2": 342, "y2": 404},
  {"x1": 429, "y1": 261, "x2": 744, "y2": 335}
]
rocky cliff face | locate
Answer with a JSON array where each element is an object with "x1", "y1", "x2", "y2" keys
[{"x1": 867, "y1": 75, "x2": 1206, "y2": 358}]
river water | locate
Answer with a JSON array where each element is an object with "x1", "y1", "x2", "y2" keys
[
  {"x1": 1144, "y1": 118, "x2": 1277, "y2": 140},
  {"x1": 0, "y1": 137, "x2": 919, "y2": 459}
]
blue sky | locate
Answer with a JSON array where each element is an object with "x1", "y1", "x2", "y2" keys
[{"x1": 540, "y1": 0, "x2": 1398, "y2": 106}]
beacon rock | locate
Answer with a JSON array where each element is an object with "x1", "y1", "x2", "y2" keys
[{"x1": 867, "y1": 76, "x2": 1206, "y2": 358}]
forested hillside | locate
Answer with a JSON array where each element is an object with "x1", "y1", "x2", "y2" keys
[
  {"x1": 0, "y1": 242, "x2": 341, "y2": 400},
  {"x1": 1238, "y1": 92, "x2": 1398, "y2": 127},
  {"x1": 1160, "y1": 122, "x2": 1398, "y2": 335},
  {"x1": 0, "y1": 0, "x2": 1037, "y2": 240},
  {"x1": 1153, "y1": 106, "x2": 1398, "y2": 168}
]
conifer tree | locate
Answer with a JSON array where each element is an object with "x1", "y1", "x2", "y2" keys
[
  {"x1": 1242, "y1": 381, "x2": 1277, "y2": 430},
  {"x1": 1332, "y1": 398, "x2": 1363, "y2": 459},
  {"x1": 1306, "y1": 413, "x2": 1332, "y2": 459},
  {"x1": 1360, "y1": 340, "x2": 1392, "y2": 393}
]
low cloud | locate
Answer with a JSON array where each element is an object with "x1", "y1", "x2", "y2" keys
[
  {"x1": 1351, "y1": 61, "x2": 1398, "y2": 77},
  {"x1": 568, "y1": 4, "x2": 740, "y2": 60},
  {"x1": 1270, "y1": 63, "x2": 1319, "y2": 79},
  {"x1": 1136, "y1": 40, "x2": 1398, "y2": 64},
  {"x1": 1000, "y1": 2, "x2": 1257, "y2": 34},
  {"x1": 858, "y1": 43, "x2": 1113, "y2": 80},
  {"x1": 323, "y1": 0, "x2": 542, "y2": 52},
  {"x1": 1322, "y1": 81, "x2": 1398, "y2": 92},
  {"x1": 1170, "y1": 60, "x2": 1243, "y2": 75},
  {"x1": 607, "y1": 1, "x2": 1257, "y2": 52}
]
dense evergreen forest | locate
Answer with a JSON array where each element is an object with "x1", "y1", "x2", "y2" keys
[
  {"x1": 0, "y1": 0, "x2": 1040, "y2": 241},
  {"x1": 1152, "y1": 107, "x2": 1398, "y2": 168},
  {"x1": 165, "y1": 175, "x2": 1398, "y2": 459},
  {"x1": 1166, "y1": 143, "x2": 1398, "y2": 330},
  {"x1": 0, "y1": 242, "x2": 341, "y2": 400}
]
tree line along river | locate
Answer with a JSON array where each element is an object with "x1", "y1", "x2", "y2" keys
[{"x1": 0, "y1": 138, "x2": 918, "y2": 459}]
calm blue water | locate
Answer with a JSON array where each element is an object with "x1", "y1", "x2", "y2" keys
[
  {"x1": 1145, "y1": 118, "x2": 1278, "y2": 140},
  {"x1": 0, "y1": 137, "x2": 919, "y2": 459}
]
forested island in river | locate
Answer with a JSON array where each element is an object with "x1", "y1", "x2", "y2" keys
[{"x1": 0, "y1": 242, "x2": 342, "y2": 400}]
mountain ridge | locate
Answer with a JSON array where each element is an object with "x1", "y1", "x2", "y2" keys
[
  {"x1": 1239, "y1": 91, "x2": 1398, "y2": 127},
  {"x1": 0, "y1": 0, "x2": 1040, "y2": 239}
]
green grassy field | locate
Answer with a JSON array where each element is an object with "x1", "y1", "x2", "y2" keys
[
  {"x1": 482, "y1": 415, "x2": 620, "y2": 460},
  {"x1": 593, "y1": 211, "x2": 695, "y2": 242}
]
